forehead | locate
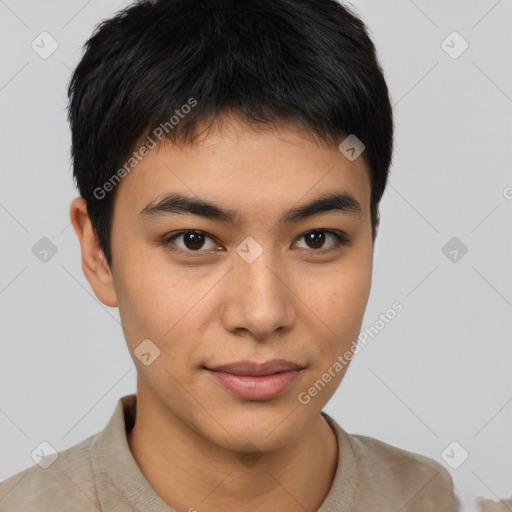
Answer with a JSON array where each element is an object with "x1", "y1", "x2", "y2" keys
[{"x1": 113, "y1": 115, "x2": 371, "y2": 220}]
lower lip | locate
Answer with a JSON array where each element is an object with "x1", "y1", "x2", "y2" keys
[{"x1": 206, "y1": 369, "x2": 301, "y2": 401}]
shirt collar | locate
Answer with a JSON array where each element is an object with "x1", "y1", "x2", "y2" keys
[{"x1": 91, "y1": 394, "x2": 173, "y2": 511}]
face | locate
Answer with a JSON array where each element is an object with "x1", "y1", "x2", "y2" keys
[{"x1": 107, "y1": 115, "x2": 374, "y2": 452}]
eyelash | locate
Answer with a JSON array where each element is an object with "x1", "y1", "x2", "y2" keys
[{"x1": 162, "y1": 229, "x2": 349, "y2": 257}]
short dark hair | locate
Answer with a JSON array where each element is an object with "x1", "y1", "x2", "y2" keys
[{"x1": 67, "y1": 0, "x2": 394, "y2": 269}]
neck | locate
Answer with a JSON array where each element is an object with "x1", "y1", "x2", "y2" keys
[{"x1": 126, "y1": 384, "x2": 339, "y2": 512}]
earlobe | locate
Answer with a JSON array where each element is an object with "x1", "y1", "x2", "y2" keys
[{"x1": 69, "y1": 197, "x2": 118, "y2": 308}]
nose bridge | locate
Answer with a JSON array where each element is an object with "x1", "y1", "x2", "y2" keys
[
  {"x1": 222, "y1": 240, "x2": 294, "y2": 338},
  {"x1": 241, "y1": 249, "x2": 282, "y2": 298}
]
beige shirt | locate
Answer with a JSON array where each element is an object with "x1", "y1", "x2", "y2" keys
[{"x1": 0, "y1": 394, "x2": 460, "y2": 511}]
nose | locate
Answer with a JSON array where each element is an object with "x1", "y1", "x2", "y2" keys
[{"x1": 219, "y1": 248, "x2": 296, "y2": 340}]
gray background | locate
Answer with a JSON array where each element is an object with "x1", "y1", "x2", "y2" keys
[{"x1": 0, "y1": 1, "x2": 511, "y2": 510}]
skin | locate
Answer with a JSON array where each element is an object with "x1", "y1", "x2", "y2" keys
[{"x1": 70, "y1": 113, "x2": 375, "y2": 512}]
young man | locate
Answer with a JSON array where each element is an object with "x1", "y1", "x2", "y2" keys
[{"x1": 0, "y1": 0, "x2": 461, "y2": 510}]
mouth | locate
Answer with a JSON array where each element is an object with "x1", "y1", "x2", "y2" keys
[
  {"x1": 204, "y1": 359, "x2": 303, "y2": 376},
  {"x1": 203, "y1": 359, "x2": 304, "y2": 401}
]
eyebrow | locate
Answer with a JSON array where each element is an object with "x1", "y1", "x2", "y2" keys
[{"x1": 139, "y1": 191, "x2": 362, "y2": 225}]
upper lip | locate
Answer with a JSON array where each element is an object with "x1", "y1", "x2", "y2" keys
[{"x1": 205, "y1": 359, "x2": 302, "y2": 376}]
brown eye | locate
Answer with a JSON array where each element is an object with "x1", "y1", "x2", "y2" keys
[
  {"x1": 304, "y1": 231, "x2": 326, "y2": 249},
  {"x1": 165, "y1": 230, "x2": 219, "y2": 254},
  {"x1": 295, "y1": 230, "x2": 348, "y2": 252},
  {"x1": 181, "y1": 231, "x2": 206, "y2": 250}
]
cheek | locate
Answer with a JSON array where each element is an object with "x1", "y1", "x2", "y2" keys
[
  {"x1": 301, "y1": 258, "x2": 372, "y2": 356},
  {"x1": 331, "y1": 266, "x2": 371, "y2": 318},
  {"x1": 113, "y1": 253, "x2": 216, "y2": 366},
  {"x1": 111, "y1": 253, "x2": 179, "y2": 347}
]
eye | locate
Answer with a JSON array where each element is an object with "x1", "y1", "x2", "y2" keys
[
  {"x1": 294, "y1": 230, "x2": 348, "y2": 252},
  {"x1": 164, "y1": 230, "x2": 220, "y2": 254},
  {"x1": 163, "y1": 229, "x2": 349, "y2": 257}
]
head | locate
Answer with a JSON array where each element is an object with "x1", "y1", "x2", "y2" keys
[{"x1": 69, "y1": 0, "x2": 393, "y2": 452}]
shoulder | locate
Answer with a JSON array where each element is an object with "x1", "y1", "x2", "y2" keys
[
  {"x1": 346, "y1": 432, "x2": 461, "y2": 511},
  {"x1": 0, "y1": 434, "x2": 100, "y2": 512}
]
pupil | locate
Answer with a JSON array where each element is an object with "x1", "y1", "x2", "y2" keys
[
  {"x1": 307, "y1": 232, "x2": 325, "y2": 249},
  {"x1": 185, "y1": 231, "x2": 204, "y2": 250}
]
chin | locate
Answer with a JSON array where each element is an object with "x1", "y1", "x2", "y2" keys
[{"x1": 203, "y1": 406, "x2": 310, "y2": 452}]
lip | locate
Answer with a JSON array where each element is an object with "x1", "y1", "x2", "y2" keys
[
  {"x1": 204, "y1": 359, "x2": 304, "y2": 401},
  {"x1": 205, "y1": 369, "x2": 302, "y2": 401},
  {"x1": 205, "y1": 359, "x2": 302, "y2": 376}
]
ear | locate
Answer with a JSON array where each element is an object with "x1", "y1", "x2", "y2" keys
[{"x1": 69, "y1": 197, "x2": 118, "y2": 307}]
